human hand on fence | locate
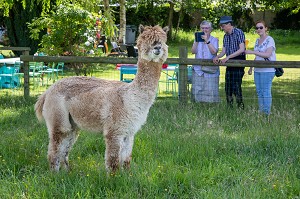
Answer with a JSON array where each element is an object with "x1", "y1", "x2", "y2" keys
[
  {"x1": 213, "y1": 56, "x2": 232, "y2": 64},
  {"x1": 213, "y1": 57, "x2": 221, "y2": 64}
]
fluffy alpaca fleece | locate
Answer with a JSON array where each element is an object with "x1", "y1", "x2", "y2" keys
[{"x1": 35, "y1": 25, "x2": 169, "y2": 172}]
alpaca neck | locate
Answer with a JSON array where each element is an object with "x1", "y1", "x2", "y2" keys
[{"x1": 133, "y1": 59, "x2": 162, "y2": 91}]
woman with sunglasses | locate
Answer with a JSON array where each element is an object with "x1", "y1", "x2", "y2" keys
[
  {"x1": 245, "y1": 20, "x2": 276, "y2": 117},
  {"x1": 191, "y1": 20, "x2": 220, "y2": 103}
]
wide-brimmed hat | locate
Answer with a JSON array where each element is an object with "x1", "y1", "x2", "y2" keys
[{"x1": 219, "y1": 16, "x2": 233, "y2": 24}]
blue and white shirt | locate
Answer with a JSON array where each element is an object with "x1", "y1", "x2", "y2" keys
[{"x1": 223, "y1": 28, "x2": 245, "y2": 56}]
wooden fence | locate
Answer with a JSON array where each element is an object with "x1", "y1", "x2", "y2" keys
[
  {"x1": 0, "y1": 47, "x2": 31, "y2": 96},
  {"x1": 17, "y1": 46, "x2": 300, "y2": 102}
]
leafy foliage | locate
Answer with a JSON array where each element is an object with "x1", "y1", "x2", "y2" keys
[
  {"x1": 27, "y1": 3, "x2": 119, "y2": 76},
  {"x1": 28, "y1": 3, "x2": 107, "y2": 56},
  {"x1": 0, "y1": 0, "x2": 53, "y2": 16}
]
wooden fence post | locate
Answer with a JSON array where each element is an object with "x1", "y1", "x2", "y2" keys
[
  {"x1": 178, "y1": 46, "x2": 188, "y2": 104},
  {"x1": 0, "y1": 47, "x2": 31, "y2": 97},
  {"x1": 23, "y1": 50, "x2": 30, "y2": 98}
]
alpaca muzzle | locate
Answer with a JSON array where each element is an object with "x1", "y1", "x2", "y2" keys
[{"x1": 153, "y1": 46, "x2": 161, "y2": 55}]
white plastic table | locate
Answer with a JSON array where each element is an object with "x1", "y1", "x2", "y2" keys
[{"x1": 0, "y1": 57, "x2": 20, "y2": 65}]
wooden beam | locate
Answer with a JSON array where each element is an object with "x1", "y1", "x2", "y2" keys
[
  {"x1": 0, "y1": 47, "x2": 31, "y2": 51},
  {"x1": 22, "y1": 51, "x2": 30, "y2": 98},
  {"x1": 178, "y1": 46, "x2": 188, "y2": 104},
  {"x1": 20, "y1": 55, "x2": 300, "y2": 68}
]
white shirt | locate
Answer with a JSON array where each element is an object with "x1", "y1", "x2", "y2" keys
[
  {"x1": 254, "y1": 36, "x2": 276, "y2": 72},
  {"x1": 193, "y1": 36, "x2": 219, "y2": 77}
]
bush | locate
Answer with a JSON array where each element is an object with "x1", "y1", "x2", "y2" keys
[{"x1": 28, "y1": 3, "x2": 105, "y2": 56}]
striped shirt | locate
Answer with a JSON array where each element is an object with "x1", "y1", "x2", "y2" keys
[{"x1": 223, "y1": 28, "x2": 245, "y2": 56}]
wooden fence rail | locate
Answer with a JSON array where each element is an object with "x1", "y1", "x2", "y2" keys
[
  {"x1": 17, "y1": 46, "x2": 300, "y2": 102},
  {"x1": 0, "y1": 47, "x2": 30, "y2": 51}
]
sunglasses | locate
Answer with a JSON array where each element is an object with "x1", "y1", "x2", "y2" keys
[{"x1": 255, "y1": 26, "x2": 264, "y2": 30}]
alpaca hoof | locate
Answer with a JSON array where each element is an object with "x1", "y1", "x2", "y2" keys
[
  {"x1": 49, "y1": 160, "x2": 60, "y2": 172},
  {"x1": 123, "y1": 157, "x2": 132, "y2": 170},
  {"x1": 106, "y1": 163, "x2": 120, "y2": 174},
  {"x1": 50, "y1": 166, "x2": 60, "y2": 172}
]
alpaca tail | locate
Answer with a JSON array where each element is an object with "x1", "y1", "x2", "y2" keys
[{"x1": 34, "y1": 93, "x2": 46, "y2": 122}]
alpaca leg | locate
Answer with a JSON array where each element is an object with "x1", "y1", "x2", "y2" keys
[
  {"x1": 48, "y1": 130, "x2": 78, "y2": 171},
  {"x1": 48, "y1": 139, "x2": 60, "y2": 171},
  {"x1": 59, "y1": 130, "x2": 79, "y2": 171},
  {"x1": 120, "y1": 135, "x2": 135, "y2": 170},
  {"x1": 104, "y1": 133, "x2": 122, "y2": 172}
]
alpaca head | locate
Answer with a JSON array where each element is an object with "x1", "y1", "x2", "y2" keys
[{"x1": 136, "y1": 25, "x2": 169, "y2": 63}]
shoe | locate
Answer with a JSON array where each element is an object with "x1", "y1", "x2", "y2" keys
[{"x1": 237, "y1": 102, "x2": 244, "y2": 110}]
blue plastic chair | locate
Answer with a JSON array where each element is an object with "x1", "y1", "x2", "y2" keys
[
  {"x1": 120, "y1": 66, "x2": 137, "y2": 83},
  {"x1": 0, "y1": 66, "x2": 20, "y2": 89}
]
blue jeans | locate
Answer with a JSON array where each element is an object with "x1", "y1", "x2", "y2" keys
[{"x1": 254, "y1": 72, "x2": 275, "y2": 115}]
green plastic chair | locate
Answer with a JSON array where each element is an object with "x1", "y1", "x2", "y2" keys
[
  {"x1": 39, "y1": 62, "x2": 57, "y2": 85},
  {"x1": 29, "y1": 62, "x2": 43, "y2": 87},
  {"x1": 47, "y1": 62, "x2": 64, "y2": 79},
  {"x1": 166, "y1": 64, "x2": 179, "y2": 96}
]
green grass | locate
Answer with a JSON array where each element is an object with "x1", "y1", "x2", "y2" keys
[
  {"x1": 0, "y1": 95, "x2": 299, "y2": 198},
  {"x1": 0, "y1": 30, "x2": 300, "y2": 198}
]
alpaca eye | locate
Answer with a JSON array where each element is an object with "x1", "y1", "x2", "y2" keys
[{"x1": 153, "y1": 41, "x2": 160, "y2": 45}]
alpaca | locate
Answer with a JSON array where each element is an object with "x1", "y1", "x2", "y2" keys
[{"x1": 34, "y1": 25, "x2": 169, "y2": 172}]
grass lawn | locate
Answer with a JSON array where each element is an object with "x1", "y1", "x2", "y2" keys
[
  {"x1": 0, "y1": 30, "x2": 300, "y2": 198},
  {"x1": 0, "y1": 95, "x2": 299, "y2": 198}
]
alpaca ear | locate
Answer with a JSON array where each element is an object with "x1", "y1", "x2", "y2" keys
[
  {"x1": 139, "y1": 24, "x2": 145, "y2": 34},
  {"x1": 163, "y1": 26, "x2": 169, "y2": 33}
]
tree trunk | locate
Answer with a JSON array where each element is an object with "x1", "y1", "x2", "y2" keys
[
  {"x1": 103, "y1": 0, "x2": 109, "y2": 11},
  {"x1": 167, "y1": 1, "x2": 174, "y2": 40},
  {"x1": 175, "y1": 7, "x2": 183, "y2": 38},
  {"x1": 119, "y1": 0, "x2": 126, "y2": 44}
]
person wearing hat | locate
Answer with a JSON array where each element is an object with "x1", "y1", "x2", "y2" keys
[{"x1": 213, "y1": 16, "x2": 246, "y2": 109}]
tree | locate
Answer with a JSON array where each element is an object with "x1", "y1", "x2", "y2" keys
[
  {"x1": 174, "y1": 2, "x2": 184, "y2": 39},
  {"x1": 29, "y1": 4, "x2": 100, "y2": 55},
  {"x1": 250, "y1": 0, "x2": 300, "y2": 14},
  {"x1": 0, "y1": 0, "x2": 55, "y2": 55},
  {"x1": 101, "y1": 0, "x2": 118, "y2": 42},
  {"x1": 118, "y1": 0, "x2": 126, "y2": 44},
  {"x1": 0, "y1": 0, "x2": 117, "y2": 55},
  {"x1": 28, "y1": 3, "x2": 109, "y2": 75},
  {"x1": 167, "y1": 1, "x2": 174, "y2": 39}
]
